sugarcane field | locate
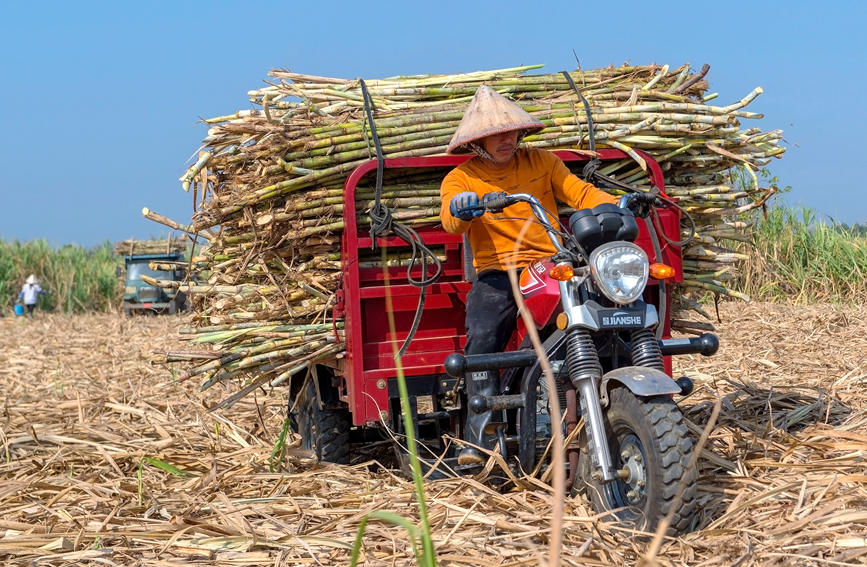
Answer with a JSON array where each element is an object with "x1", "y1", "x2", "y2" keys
[{"x1": 3, "y1": 50, "x2": 867, "y2": 567}]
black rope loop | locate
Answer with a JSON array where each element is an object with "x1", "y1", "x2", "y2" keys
[{"x1": 367, "y1": 201, "x2": 392, "y2": 239}]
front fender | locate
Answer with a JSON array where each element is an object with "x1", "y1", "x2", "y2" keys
[{"x1": 601, "y1": 365, "x2": 681, "y2": 399}]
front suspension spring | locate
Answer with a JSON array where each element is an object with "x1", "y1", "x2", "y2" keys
[
  {"x1": 566, "y1": 327, "x2": 614, "y2": 478},
  {"x1": 565, "y1": 328, "x2": 602, "y2": 385},
  {"x1": 630, "y1": 328, "x2": 665, "y2": 371}
]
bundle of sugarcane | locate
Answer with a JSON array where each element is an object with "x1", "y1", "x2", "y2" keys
[
  {"x1": 148, "y1": 63, "x2": 784, "y2": 406},
  {"x1": 114, "y1": 237, "x2": 187, "y2": 256}
]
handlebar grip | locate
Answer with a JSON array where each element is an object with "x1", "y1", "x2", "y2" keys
[
  {"x1": 457, "y1": 193, "x2": 517, "y2": 217},
  {"x1": 483, "y1": 195, "x2": 511, "y2": 212},
  {"x1": 481, "y1": 192, "x2": 514, "y2": 213}
]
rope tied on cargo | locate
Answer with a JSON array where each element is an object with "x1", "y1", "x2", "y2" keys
[
  {"x1": 360, "y1": 79, "x2": 388, "y2": 240},
  {"x1": 360, "y1": 80, "x2": 442, "y2": 357}
]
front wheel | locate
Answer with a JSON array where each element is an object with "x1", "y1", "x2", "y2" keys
[{"x1": 574, "y1": 387, "x2": 697, "y2": 535}]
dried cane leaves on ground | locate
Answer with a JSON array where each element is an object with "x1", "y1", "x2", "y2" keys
[{"x1": 0, "y1": 302, "x2": 865, "y2": 566}]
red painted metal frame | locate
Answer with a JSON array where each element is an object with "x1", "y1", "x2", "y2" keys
[{"x1": 338, "y1": 149, "x2": 679, "y2": 426}]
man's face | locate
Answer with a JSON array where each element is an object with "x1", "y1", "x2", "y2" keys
[{"x1": 479, "y1": 130, "x2": 519, "y2": 166}]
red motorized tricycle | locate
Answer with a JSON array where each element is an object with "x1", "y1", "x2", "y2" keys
[{"x1": 290, "y1": 149, "x2": 719, "y2": 534}]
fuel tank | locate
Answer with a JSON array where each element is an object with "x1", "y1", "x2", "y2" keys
[{"x1": 518, "y1": 260, "x2": 562, "y2": 330}]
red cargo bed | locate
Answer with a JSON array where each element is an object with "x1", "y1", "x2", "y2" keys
[{"x1": 335, "y1": 150, "x2": 680, "y2": 425}]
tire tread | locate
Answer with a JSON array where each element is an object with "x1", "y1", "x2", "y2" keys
[
  {"x1": 576, "y1": 388, "x2": 697, "y2": 535},
  {"x1": 290, "y1": 380, "x2": 351, "y2": 465}
]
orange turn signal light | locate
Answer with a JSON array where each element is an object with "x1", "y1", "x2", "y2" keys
[
  {"x1": 649, "y1": 263, "x2": 676, "y2": 279},
  {"x1": 549, "y1": 264, "x2": 575, "y2": 281}
]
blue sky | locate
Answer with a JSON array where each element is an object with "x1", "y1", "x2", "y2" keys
[{"x1": 1, "y1": 1, "x2": 865, "y2": 247}]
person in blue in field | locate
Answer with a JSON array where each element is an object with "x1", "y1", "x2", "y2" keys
[{"x1": 17, "y1": 274, "x2": 47, "y2": 318}]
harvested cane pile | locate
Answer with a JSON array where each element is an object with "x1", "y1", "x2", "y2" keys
[
  {"x1": 113, "y1": 237, "x2": 187, "y2": 256},
  {"x1": 149, "y1": 63, "x2": 785, "y2": 403}
]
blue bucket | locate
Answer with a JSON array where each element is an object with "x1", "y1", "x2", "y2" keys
[{"x1": 13, "y1": 304, "x2": 24, "y2": 316}]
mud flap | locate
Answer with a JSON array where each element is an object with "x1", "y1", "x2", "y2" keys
[{"x1": 599, "y1": 365, "x2": 681, "y2": 405}]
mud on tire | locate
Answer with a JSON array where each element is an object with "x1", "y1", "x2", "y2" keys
[{"x1": 574, "y1": 387, "x2": 697, "y2": 535}]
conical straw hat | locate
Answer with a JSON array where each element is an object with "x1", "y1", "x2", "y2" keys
[
  {"x1": 26, "y1": 274, "x2": 38, "y2": 284},
  {"x1": 446, "y1": 85, "x2": 545, "y2": 154}
]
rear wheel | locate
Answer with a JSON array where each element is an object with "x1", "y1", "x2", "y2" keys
[
  {"x1": 574, "y1": 387, "x2": 697, "y2": 535},
  {"x1": 290, "y1": 378, "x2": 350, "y2": 464}
]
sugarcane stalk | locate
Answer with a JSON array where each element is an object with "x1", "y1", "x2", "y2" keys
[
  {"x1": 269, "y1": 342, "x2": 344, "y2": 387},
  {"x1": 180, "y1": 152, "x2": 212, "y2": 191},
  {"x1": 184, "y1": 332, "x2": 334, "y2": 381},
  {"x1": 141, "y1": 208, "x2": 211, "y2": 241},
  {"x1": 182, "y1": 321, "x2": 339, "y2": 336},
  {"x1": 214, "y1": 342, "x2": 344, "y2": 409},
  {"x1": 641, "y1": 64, "x2": 669, "y2": 91},
  {"x1": 681, "y1": 280, "x2": 751, "y2": 301},
  {"x1": 200, "y1": 358, "x2": 293, "y2": 392}
]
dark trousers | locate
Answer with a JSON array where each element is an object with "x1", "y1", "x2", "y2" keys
[
  {"x1": 459, "y1": 270, "x2": 520, "y2": 456},
  {"x1": 465, "y1": 270, "x2": 518, "y2": 357}
]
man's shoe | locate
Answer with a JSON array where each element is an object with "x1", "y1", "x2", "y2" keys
[{"x1": 460, "y1": 370, "x2": 499, "y2": 465}]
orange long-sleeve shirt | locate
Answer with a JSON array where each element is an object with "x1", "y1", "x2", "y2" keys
[{"x1": 440, "y1": 148, "x2": 618, "y2": 273}]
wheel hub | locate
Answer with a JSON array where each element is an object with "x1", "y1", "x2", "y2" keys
[{"x1": 616, "y1": 434, "x2": 647, "y2": 505}]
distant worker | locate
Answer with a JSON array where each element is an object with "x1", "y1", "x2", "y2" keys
[
  {"x1": 440, "y1": 85, "x2": 619, "y2": 465},
  {"x1": 17, "y1": 274, "x2": 46, "y2": 318}
]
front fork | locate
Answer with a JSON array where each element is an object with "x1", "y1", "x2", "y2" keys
[{"x1": 565, "y1": 327, "x2": 617, "y2": 483}]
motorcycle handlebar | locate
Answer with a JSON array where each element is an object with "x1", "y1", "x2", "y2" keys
[
  {"x1": 456, "y1": 193, "x2": 571, "y2": 256},
  {"x1": 456, "y1": 189, "x2": 683, "y2": 257}
]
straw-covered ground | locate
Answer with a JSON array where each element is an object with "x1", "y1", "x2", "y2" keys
[{"x1": 1, "y1": 302, "x2": 865, "y2": 566}]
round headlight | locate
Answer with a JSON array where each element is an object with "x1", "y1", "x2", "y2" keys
[{"x1": 588, "y1": 242, "x2": 649, "y2": 304}]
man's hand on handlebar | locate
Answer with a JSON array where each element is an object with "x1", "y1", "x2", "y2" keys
[
  {"x1": 451, "y1": 191, "x2": 515, "y2": 219},
  {"x1": 450, "y1": 191, "x2": 483, "y2": 221}
]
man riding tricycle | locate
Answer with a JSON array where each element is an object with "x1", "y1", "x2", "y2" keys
[{"x1": 290, "y1": 84, "x2": 719, "y2": 535}]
